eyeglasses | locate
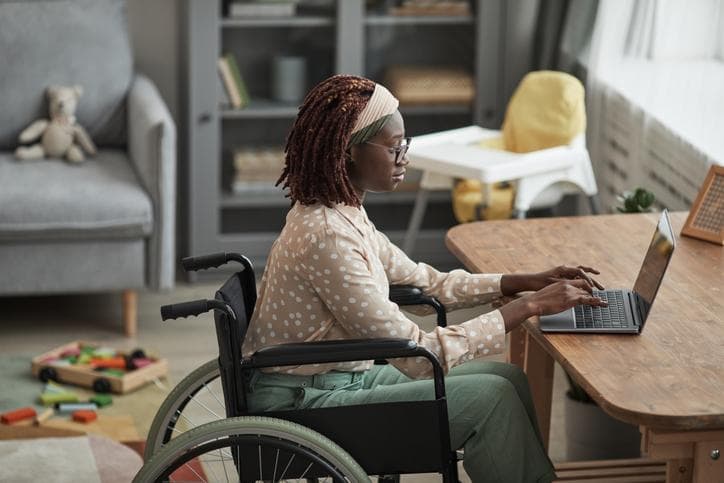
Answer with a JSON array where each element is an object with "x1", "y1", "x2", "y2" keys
[{"x1": 364, "y1": 137, "x2": 412, "y2": 165}]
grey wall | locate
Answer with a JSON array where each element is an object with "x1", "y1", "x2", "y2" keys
[{"x1": 127, "y1": 0, "x2": 180, "y2": 121}]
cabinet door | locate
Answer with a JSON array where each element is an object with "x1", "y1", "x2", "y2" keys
[{"x1": 186, "y1": 0, "x2": 221, "y2": 257}]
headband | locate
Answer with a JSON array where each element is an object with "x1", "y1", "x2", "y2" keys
[{"x1": 348, "y1": 83, "x2": 399, "y2": 146}]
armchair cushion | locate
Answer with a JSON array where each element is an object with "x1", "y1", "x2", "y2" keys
[
  {"x1": 0, "y1": 151, "x2": 152, "y2": 241},
  {"x1": 0, "y1": 0, "x2": 132, "y2": 149}
]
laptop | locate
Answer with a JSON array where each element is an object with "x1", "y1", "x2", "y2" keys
[{"x1": 540, "y1": 210, "x2": 676, "y2": 334}]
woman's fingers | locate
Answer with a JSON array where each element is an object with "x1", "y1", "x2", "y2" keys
[
  {"x1": 568, "y1": 278, "x2": 593, "y2": 294},
  {"x1": 581, "y1": 295, "x2": 608, "y2": 306},
  {"x1": 576, "y1": 265, "x2": 601, "y2": 275},
  {"x1": 574, "y1": 267, "x2": 605, "y2": 290}
]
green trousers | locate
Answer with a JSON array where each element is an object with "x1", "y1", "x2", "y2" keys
[{"x1": 247, "y1": 360, "x2": 556, "y2": 483}]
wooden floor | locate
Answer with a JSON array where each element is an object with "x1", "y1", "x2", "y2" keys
[{"x1": 0, "y1": 282, "x2": 572, "y2": 480}]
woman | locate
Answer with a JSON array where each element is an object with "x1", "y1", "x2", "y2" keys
[{"x1": 241, "y1": 74, "x2": 606, "y2": 483}]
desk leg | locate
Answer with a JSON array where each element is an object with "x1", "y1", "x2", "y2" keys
[
  {"x1": 523, "y1": 331, "x2": 554, "y2": 451},
  {"x1": 693, "y1": 439, "x2": 724, "y2": 483},
  {"x1": 643, "y1": 428, "x2": 724, "y2": 483},
  {"x1": 508, "y1": 326, "x2": 527, "y2": 368},
  {"x1": 403, "y1": 188, "x2": 430, "y2": 256}
]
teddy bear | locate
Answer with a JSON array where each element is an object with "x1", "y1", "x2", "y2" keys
[{"x1": 15, "y1": 85, "x2": 97, "y2": 163}]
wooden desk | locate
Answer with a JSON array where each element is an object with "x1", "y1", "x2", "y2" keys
[{"x1": 446, "y1": 212, "x2": 723, "y2": 483}]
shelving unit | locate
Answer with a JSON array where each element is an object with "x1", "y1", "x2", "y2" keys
[{"x1": 182, "y1": 0, "x2": 503, "y2": 276}]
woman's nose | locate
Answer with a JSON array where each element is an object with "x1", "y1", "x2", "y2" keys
[{"x1": 398, "y1": 152, "x2": 410, "y2": 167}]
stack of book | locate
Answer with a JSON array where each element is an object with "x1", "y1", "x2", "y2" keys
[
  {"x1": 218, "y1": 53, "x2": 250, "y2": 109},
  {"x1": 231, "y1": 147, "x2": 286, "y2": 193},
  {"x1": 228, "y1": 1, "x2": 298, "y2": 17}
]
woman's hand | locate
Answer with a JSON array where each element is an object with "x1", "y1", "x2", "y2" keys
[
  {"x1": 501, "y1": 265, "x2": 604, "y2": 295},
  {"x1": 525, "y1": 279, "x2": 607, "y2": 316},
  {"x1": 498, "y1": 279, "x2": 607, "y2": 331}
]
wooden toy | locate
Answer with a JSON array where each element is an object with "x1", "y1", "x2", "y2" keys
[
  {"x1": 39, "y1": 392, "x2": 79, "y2": 406},
  {"x1": 89, "y1": 394, "x2": 113, "y2": 407},
  {"x1": 72, "y1": 410, "x2": 98, "y2": 423},
  {"x1": 56, "y1": 403, "x2": 98, "y2": 413},
  {"x1": 34, "y1": 408, "x2": 54, "y2": 425},
  {"x1": 31, "y1": 341, "x2": 168, "y2": 394},
  {"x1": 1, "y1": 407, "x2": 37, "y2": 424}
]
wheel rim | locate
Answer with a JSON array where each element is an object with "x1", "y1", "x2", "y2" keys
[{"x1": 158, "y1": 434, "x2": 349, "y2": 482}]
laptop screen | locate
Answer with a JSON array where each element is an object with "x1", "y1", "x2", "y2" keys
[{"x1": 632, "y1": 210, "x2": 676, "y2": 324}]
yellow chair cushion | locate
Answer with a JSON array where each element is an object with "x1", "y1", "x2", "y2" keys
[
  {"x1": 502, "y1": 70, "x2": 586, "y2": 153},
  {"x1": 452, "y1": 71, "x2": 586, "y2": 223},
  {"x1": 452, "y1": 180, "x2": 514, "y2": 223}
]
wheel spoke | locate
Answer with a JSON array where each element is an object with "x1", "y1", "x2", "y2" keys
[
  {"x1": 279, "y1": 453, "x2": 296, "y2": 480},
  {"x1": 299, "y1": 461, "x2": 314, "y2": 479},
  {"x1": 189, "y1": 392, "x2": 223, "y2": 419},
  {"x1": 202, "y1": 381, "x2": 226, "y2": 411}
]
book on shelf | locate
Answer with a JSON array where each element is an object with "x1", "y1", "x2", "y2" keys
[
  {"x1": 217, "y1": 57, "x2": 243, "y2": 109},
  {"x1": 223, "y1": 53, "x2": 251, "y2": 108},
  {"x1": 230, "y1": 146, "x2": 285, "y2": 193},
  {"x1": 228, "y1": 1, "x2": 297, "y2": 18},
  {"x1": 217, "y1": 70, "x2": 232, "y2": 107}
]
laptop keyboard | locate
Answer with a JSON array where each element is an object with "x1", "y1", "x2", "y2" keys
[{"x1": 574, "y1": 290, "x2": 630, "y2": 329}]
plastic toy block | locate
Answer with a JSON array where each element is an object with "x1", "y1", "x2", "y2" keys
[
  {"x1": 60, "y1": 348, "x2": 81, "y2": 358},
  {"x1": 77, "y1": 353, "x2": 93, "y2": 365},
  {"x1": 80, "y1": 345, "x2": 96, "y2": 355},
  {"x1": 131, "y1": 357, "x2": 154, "y2": 369},
  {"x1": 44, "y1": 381, "x2": 66, "y2": 394},
  {"x1": 50, "y1": 359, "x2": 72, "y2": 367},
  {"x1": 89, "y1": 394, "x2": 113, "y2": 407},
  {"x1": 63, "y1": 356, "x2": 78, "y2": 364},
  {"x1": 91, "y1": 357, "x2": 126, "y2": 369},
  {"x1": 56, "y1": 403, "x2": 98, "y2": 413},
  {"x1": 93, "y1": 347, "x2": 116, "y2": 358},
  {"x1": 72, "y1": 410, "x2": 97, "y2": 423},
  {"x1": 1, "y1": 407, "x2": 37, "y2": 424},
  {"x1": 39, "y1": 392, "x2": 79, "y2": 406},
  {"x1": 102, "y1": 369, "x2": 125, "y2": 377}
]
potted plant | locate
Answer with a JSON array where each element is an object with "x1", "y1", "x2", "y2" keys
[
  {"x1": 563, "y1": 372, "x2": 641, "y2": 460},
  {"x1": 615, "y1": 187, "x2": 656, "y2": 213}
]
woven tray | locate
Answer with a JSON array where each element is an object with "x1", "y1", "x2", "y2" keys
[{"x1": 385, "y1": 66, "x2": 474, "y2": 105}]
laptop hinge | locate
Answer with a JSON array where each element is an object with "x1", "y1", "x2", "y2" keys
[{"x1": 629, "y1": 292, "x2": 643, "y2": 326}]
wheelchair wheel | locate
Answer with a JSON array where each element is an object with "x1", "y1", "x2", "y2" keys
[
  {"x1": 146, "y1": 359, "x2": 224, "y2": 460},
  {"x1": 135, "y1": 416, "x2": 369, "y2": 483}
]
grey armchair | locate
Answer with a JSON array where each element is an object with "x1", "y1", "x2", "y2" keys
[{"x1": 0, "y1": 0, "x2": 176, "y2": 336}]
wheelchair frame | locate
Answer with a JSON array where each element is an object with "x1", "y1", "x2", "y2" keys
[{"x1": 142, "y1": 252, "x2": 460, "y2": 482}]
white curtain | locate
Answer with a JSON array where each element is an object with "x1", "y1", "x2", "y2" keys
[{"x1": 585, "y1": 0, "x2": 724, "y2": 211}]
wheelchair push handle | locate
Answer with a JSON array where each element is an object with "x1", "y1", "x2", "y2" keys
[
  {"x1": 160, "y1": 299, "x2": 211, "y2": 320},
  {"x1": 160, "y1": 299, "x2": 235, "y2": 321},
  {"x1": 182, "y1": 253, "x2": 229, "y2": 271},
  {"x1": 182, "y1": 252, "x2": 251, "y2": 272}
]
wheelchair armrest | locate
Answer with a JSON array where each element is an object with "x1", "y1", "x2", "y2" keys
[
  {"x1": 247, "y1": 338, "x2": 446, "y2": 399},
  {"x1": 389, "y1": 285, "x2": 447, "y2": 327}
]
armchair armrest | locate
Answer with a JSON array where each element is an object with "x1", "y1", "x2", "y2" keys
[
  {"x1": 389, "y1": 285, "x2": 447, "y2": 327},
  {"x1": 247, "y1": 338, "x2": 446, "y2": 399},
  {"x1": 128, "y1": 74, "x2": 176, "y2": 290}
]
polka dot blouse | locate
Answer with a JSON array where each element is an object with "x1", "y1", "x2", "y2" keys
[{"x1": 241, "y1": 203, "x2": 507, "y2": 379}]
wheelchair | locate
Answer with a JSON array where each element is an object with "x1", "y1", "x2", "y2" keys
[{"x1": 136, "y1": 252, "x2": 459, "y2": 482}]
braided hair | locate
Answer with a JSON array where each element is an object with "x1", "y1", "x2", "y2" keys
[{"x1": 276, "y1": 74, "x2": 376, "y2": 207}]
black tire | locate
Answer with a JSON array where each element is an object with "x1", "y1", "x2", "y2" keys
[
  {"x1": 38, "y1": 367, "x2": 58, "y2": 383},
  {"x1": 134, "y1": 416, "x2": 369, "y2": 482},
  {"x1": 92, "y1": 377, "x2": 111, "y2": 393}
]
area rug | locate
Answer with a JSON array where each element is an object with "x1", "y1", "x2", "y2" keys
[
  {"x1": 0, "y1": 355, "x2": 170, "y2": 438},
  {"x1": 0, "y1": 435, "x2": 143, "y2": 483}
]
